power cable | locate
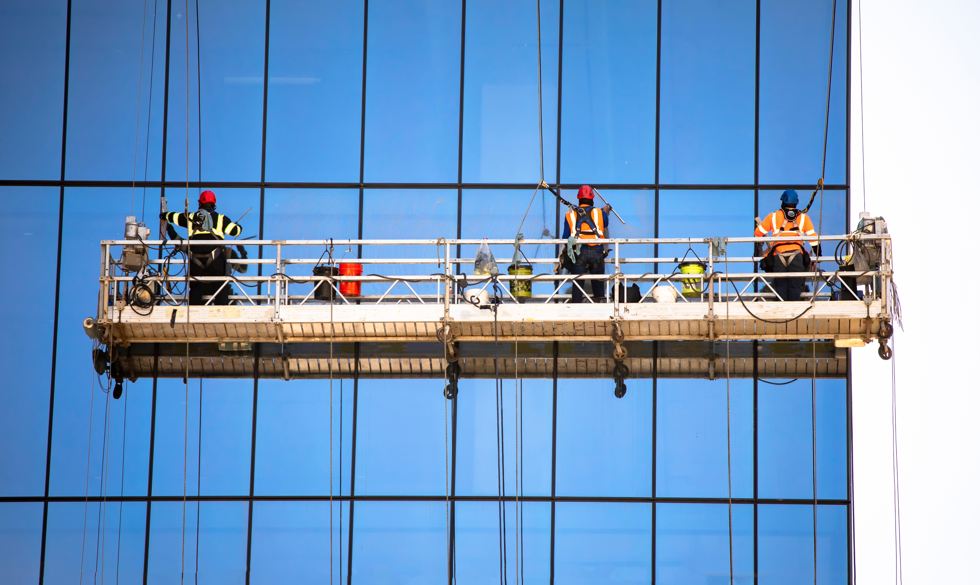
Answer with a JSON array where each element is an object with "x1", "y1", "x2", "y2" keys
[{"x1": 890, "y1": 336, "x2": 903, "y2": 585}]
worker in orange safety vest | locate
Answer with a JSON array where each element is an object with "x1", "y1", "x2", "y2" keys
[
  {"x1": 754, "y1": 189, "x2": 821, "y2": 301},
  {"x1": 561, "y1": 185, "x2": 612, "y2": 303}
]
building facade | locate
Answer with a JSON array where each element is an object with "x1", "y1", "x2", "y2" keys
[{"x1": 0, "y1": 0, "x2": 851, "y2": 583}]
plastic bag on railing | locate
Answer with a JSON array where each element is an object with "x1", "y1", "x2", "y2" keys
[{"x1": 474, "y1": 240, "x2": 499, "y2": 276}]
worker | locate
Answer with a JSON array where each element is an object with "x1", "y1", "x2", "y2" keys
[
  {"x1": 561, "y1": 185, "x2": 612, "y2": 303},
  {"x1": 161, "y1": 190, "x2": 244, "y2": 305},
  {"x1": 754, "y1": 189, "x2": 821, "y2": 301}
]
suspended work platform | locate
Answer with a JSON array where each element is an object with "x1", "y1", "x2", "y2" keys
[{"x1": 92, "y1": 234, "x2": 896, "y2": 381}]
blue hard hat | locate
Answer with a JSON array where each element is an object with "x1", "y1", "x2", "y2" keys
[{"x1": 780, "y1": 189, "x2": 799, "y2": 205}]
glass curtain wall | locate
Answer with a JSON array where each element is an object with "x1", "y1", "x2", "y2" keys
[{"x1": 0, "y1": 0, "x2": 850, "y2": 583}]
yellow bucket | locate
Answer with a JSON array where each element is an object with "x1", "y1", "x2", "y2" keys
[
  {"x1": 679, "y1": 262, "x2": 706, "y2": 298},
  {"x1": 508, "y1": 264, "x2": 533, "y2": 301}
]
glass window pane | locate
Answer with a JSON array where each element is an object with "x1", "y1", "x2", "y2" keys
[
  {"x1": 49, "y1": 189, "x2": 154, "y2": 497},
  {"x1": 43, "y1": 501, "x2": 147, "y2": 583},
  {"x1": 354, "y1": 379, "x2": 449, "y2": 496},
  {"x1": 0, "y1": 503, "x2": 43, "y2": 584},
  {"x1": 656, "y1": 379, "x2": 753, "y2": 498},
  {"x1": 759, "y1": 0, "x2": 847, "y2": 184},
  {"x1": 262, "y1": 189, "x2": 360, "y2": 303},
  {"x1": 555, "y1": 370, "x2": 652, "y2": 498},
  {"x1": 454, "y1": 501, "x2": 551, "y2": 584},
  {"x1": 360, "y1": 190, "x2": 457, "y2": 299},
  {"x1": 0, "y1": 188, "x2": 58, "y2": 496},
  {"x1": 265, "y1": 1, "x2": 364, "y2": 182},
  {"x1": 350, "y1": 501, "x2": 446, "y2": 582},
  {"x1": 659, "y1": 0, "x2": 755, "y2": 184},
  {"x1": 560, "y1": 1, "x2": 658, "y2": 185},
  {"x1": 152, "y1": 378, "x2": 253, "y2": 497},
  {"x1": 65, "y1": 0, "x2": 166, "y2": 180},
  {"x1": 165, "y1": 0, "x2": 266, "y2": 182},
  {"x1": 655, "y1": 503, "x2": 753, "y2": 585},
  {"x1": 251, "y1": 501, "x2": 348, "y2": 584},
  {"x1": 758, "y1": 379, "x2": 847, "y2": 500},
  {"x1": 0, "y1": 1, "x2": 66, "y2": 179},
  {"x1": 757, "y1": 504, "x2": 847, "y2": 585},
  {"x1": 147, "y1": 501, "x2": 248, "y2": 584},
  {"x1": 461, "y1": 0, "x2": 559, "y2": 183},
  {"x1": 254, "y1": 379, "x2": 352, "y2": 496},
  {"x1": 363, "y1": 0, "x2": 461, "y2": 182},
  {"x1": 455, "y1": 377, "x2": 553, "y2": 497},
  {"x1": 553, "y1": 502, "x2": 651, "y2": 583}
]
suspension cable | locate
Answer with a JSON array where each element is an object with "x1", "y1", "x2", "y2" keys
[
  {"x1": 890, "y1": 336, "x2": 903, "y2": 585},
  {"x1": 115, "y1": 383, "x2": 129, "y2": 585},
  {"x1": 535, "y1": 0, "x2": 544, "y2": 184},
  {"x1": 329, "y1": 244, "x2": 335, "y2": 585},
  {"x1": 725, "y1": 252, "x2": 734, "y2": 585},
  {"x1": 858, "y1": 0, "x2": 867, "y2": 212},
  {"x1": 181, "y1": 0, "x2": 191, "y2": 581},
  {"x1": 514, "y1": 341, "x2": 520, "y2": 583},
  {"x1": 78, "y1": 369, "x2": 97, "y2": 585},
  {"x1": 130, "y1": 0, "x2": 151, "y2": 217},
  {"x1": 195, "y1": 379, "x2": 202, "y2": 585}
]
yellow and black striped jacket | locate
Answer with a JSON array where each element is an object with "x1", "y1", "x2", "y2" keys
[{"x1": 163, "y1": 210, "x2": 242, "y2": 240}]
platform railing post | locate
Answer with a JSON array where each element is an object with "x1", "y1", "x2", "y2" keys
[
  {"x1": 274, "y1": 242, "x2": 282, "y2": 319},
  {"x1": 613, "y1": 241, "x2": 621, "y2": 316},
  {"x1": 707, "y1": 242, "x2": 714, "y2": 303}
]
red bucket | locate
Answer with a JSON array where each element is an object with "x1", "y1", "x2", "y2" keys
[{"x1": 338, "y1": 262, "x2": 362, "y2": 297}]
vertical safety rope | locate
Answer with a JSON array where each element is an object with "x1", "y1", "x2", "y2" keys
[
  {"x1": 78, "y1": 370, "x2": 97, "y2": 585},
  {"x1": 890, "y1": 337, "x2": 903, "y2": 585},
  {"x1": 195, "y1": 379, "x2": 202, "y2": 585},
  {"x1": 492, "y1": 295, "x2": 508, "y2": 584},
  {"x1": 140, "y1": 0, "x2": 159, "y2": 223},
  {"x1": 181, "y1": 0, "x2": 191, "y2": 581},
  {"x1": 444, "y1": 314, "x2": 451, "y2": 585},
  {"x1": 130, "y1": 0, "x2": 151, "y2": 217},
  {"x1": 115, "y1": 384, "x2": 129, "y2": 585},
  {"x1": 329, "y1": 243, "x2": 335, "y2": 585},
  {"x1": 857, "y1": 0, "x2": 868, "y2": 212},
  {"x1": 514, "y1": 341, "x2": 520, "y2": 583},
  {"x1": 725, "y1": 252, "x2": 734, "y2": 585},
  {"x1": 812, "y1": 3, "x2": 837, "y2": 582},
  {"x1": 95, "y1": 384, "x2": 111, "y2": 584},
  {"x1": 535, "y1": 0, "x2": 544, "y2": 184}
]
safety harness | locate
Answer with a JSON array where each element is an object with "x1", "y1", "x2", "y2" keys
[{"x1": 762, "y1": 210, "x2": 811, "y2": 270}]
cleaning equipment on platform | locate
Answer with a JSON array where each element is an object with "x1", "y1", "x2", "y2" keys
[
  {"x1": 313, "y1": 265, "x2": 338, "y2": 301},
  {"x1": 653, "y1": 285, "x2": 679, "y2": 303},
  {"x1": 465, "y1": 288, "x2": 490, "y2": 307},
  {"x1": 679, "y1": 262, "x2": 706, "y2": 298},
  {"x1": 474, "y1": 241, "x2": 499, "y2": 276},
  {"x1": 508, "y1": 264, "x2": 533, "y2": 301},
  {"x1": 338, "y1": 262, "x2": 362, "y2": 297},
  {"x1": 615, "y1": 283, "x2": 642, "y2": 303}
]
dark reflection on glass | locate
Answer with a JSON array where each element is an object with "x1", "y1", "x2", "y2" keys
[
  {"x1": 657, "y1": 379, "x2": 753, "y2": 498},
  {"x1": 656, "y1": 503, "x2": 753, "y2": 584},
  {"x1": 165, "y1": 0, "x2": 266, "y2": 182},
  {"x1": 759, "y1": 0, "x2": 846, "y2": 184},
  {"x1": 660, "y1": 0, "x2": 755, "y2": 184},
  {"x1": 554, "y1": 502, "x2": 652, "y2": 583},
  {"x1": 266, "y1": 0, "x2": 364, "y2": 182},
  {"x1": 561, "y1": 1, "x2": 658, "y2": 185},
  {"x1": 0, "y1": 1, "x2": 66, "y2": 179},
  {"x1": 461, "y1": 0, "x2": 559, "y2": 183},
  {"x1": 364, "y1": 0, "x2": 461, "y2": 182},
  {"x1": 757, "y1": 504, "x2": 847, "y2": 584}
]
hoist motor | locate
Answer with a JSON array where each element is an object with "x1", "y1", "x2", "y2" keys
[
  {"x1": 851, "y1": 212, "x2": 888, "y2": 287},
  {"x1": 121, "y1": 215, "x2": 152, "y2": 273}
]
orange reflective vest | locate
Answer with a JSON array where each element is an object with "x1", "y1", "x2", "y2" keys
[
  {"x1": 565, "y1": 205, "x2": 606, "y2": 244},
  {"x1": 755, "y1": 209, "x2": 816, "y2": 254}
]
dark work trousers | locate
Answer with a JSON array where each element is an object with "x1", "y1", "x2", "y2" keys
[
  {"x1": 570, "y1": 245, "x2": 606, "y2": 303},
  {"x1": 189, "y1": 248, "x2": 230, "y2": 305},
  {"x1": 771, "y1": 251, "x2": 806, "y2": 301}
]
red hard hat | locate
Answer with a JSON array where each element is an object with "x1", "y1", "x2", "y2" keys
[
  {"x1": 198, "y1": 190, "x2": 216, "y2": 205},
  {"x1": 577, "y1": 185, "x2": 594, "y2": 200}
]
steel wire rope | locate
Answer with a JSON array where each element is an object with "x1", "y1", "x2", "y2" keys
[
  {"x1": 181, "y1": 0, "x2": 192, "y2": 581},
  {"x1": 114, "y1": 383, "x2": 129, "y2": 585},
  {"x1": 724, "y1": 252, "x2": 734, "y2": 585},
  {"x1": 329, "y1": 244, "x2": 335, "y2": 585},
  {"x1": 194, "y1": 378, "x2": 202, "y2": 585},
  {"x1": 78, "y1": 369, "x2": 98, "y2": 585},
  {"x1": 444, "y1": 300, "x2": 451, "y2": 585},
  {"x1": 890, "y1": 336, "x2": 903, "y2": 585},
  {"x1": 514, "y1": 340, "x2": 520, "y2": 583},
  {"x1": 491, "y1": 280, "x2": 508, "y2": 584},
  {"x1": 129, "y1": 0, "x2": 151, "y2": 217},
  {"x1": 93, "y1": 386, "x2": 112, "y2": 585}
]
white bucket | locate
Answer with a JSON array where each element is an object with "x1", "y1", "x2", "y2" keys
[
  {"x1": 652, "y1": 285, "x2": 679, "y2": 303},
  {"x1": 465, "y1": 288, "x2": 490, "y2": 307}
]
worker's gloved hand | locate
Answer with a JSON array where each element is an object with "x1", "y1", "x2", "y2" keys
[
  {"x1": 754, "y1": 242, "x2": 764, "y2": 258},
  {"x1": 159, "y1": 212, "x2": 168, "y2": 221},
  {"x1": 236, "y1": 245, "x2": 247, "y2": 259},
  {"x1": 601, "y1": 204, "x2": 612, "y2": 213},
  {"x1": 811, "y1": 244, "x2": 822, "y2": 259}
]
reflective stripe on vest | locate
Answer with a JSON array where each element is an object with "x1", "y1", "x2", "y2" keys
[{"x1": 565, "y1": 207, "x2": 606, "y2": 240}]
